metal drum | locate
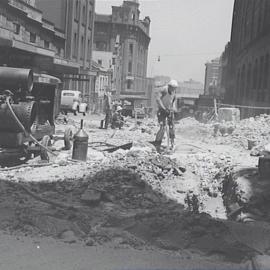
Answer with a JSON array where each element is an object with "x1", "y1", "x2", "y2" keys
[
  {"x1": 0, "y1": 101, "x2": 37, "y2": 132},
  {"x1": 72, "y1": 120, "x2": 89, "y2": 161}
]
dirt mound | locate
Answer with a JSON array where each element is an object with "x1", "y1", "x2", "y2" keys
[{"x1": 0, "y1": 166, "x2": 258, "y2": 263}]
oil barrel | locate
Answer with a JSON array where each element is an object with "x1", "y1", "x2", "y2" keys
[{"x1": 72, "y1": 119, "x2": 89, "y2": 161}]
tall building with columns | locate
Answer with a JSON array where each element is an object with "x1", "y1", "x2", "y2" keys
[{"x1": 94, "y1": 0, "x2": 151, "y2": 107}]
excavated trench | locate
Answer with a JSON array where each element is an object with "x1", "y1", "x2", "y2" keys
[
  {"x1": 0, "y1": 166, "x2": 264, "y2": 265},
  {"x1": 223, "y1": 166, "x2": 270, "y2": 223}
]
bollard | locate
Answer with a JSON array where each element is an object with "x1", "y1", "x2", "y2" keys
[{"x1": 72, "y1": 119, "x2": 89, "y2": 161}]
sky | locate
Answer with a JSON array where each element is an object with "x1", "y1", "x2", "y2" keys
[{"x1": 95, "y1": 0, "x2": 235, "y2": 83}]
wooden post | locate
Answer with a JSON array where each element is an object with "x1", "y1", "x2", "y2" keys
[
  {"x1": 214, "y1": 98, "x2": 218, "y2": 117},
  {"x1": 135, "y1": 109, "x2": 137, "y2": 127}
]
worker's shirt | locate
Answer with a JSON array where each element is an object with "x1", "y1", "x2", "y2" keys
[
  {"x1": 112, "y1": 112, "x2": 123, "y2": 122},
  {"x1": 158, "y1": 87, "x2": 176, "y2": 110}
]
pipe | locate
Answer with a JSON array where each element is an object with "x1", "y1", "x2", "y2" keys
[{"x1": 0, "y1": 67, "x2": 33, "y2": 92}]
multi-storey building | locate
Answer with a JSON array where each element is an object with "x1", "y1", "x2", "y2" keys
[
  {"x1": 204, "y1": 57, "x2": 221, "y2": 96},
  {"x1": 219, "y1": 42, "x2": 231, "y2": 100},
  {"x1": 0, "y1": 0, "x2": 79, "y2": 77},
  {"x1": 94, "y1": 0, "x2": 151, "y2": 107},
  {"x1": 225, "y1": 0, "x2": 270, "y2": 117},
  {"x1": 91, "y1": 60, "x2": 112, "y2": 113},
  {"x1": 36, "y1": 0, "x2": 95, "y2": 107}
]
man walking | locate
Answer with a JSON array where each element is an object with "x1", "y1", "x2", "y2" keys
[{"x1": 155, "y1": 79, "x2": 178, "y2": 152}]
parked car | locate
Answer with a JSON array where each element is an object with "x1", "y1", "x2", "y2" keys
[{"x1": 60, "y1": 90, "x2": 82, "y2": 115}]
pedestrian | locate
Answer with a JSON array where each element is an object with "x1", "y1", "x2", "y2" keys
[
  {"x1": 154, "y1": 79, "x2": 178, "y2": 152},
  {"x1": 111, "y1": 105, "x2": 124, "y2": 129},
  {"x1": 103, "y1": 92, "x2": 112, "y2": 129}
]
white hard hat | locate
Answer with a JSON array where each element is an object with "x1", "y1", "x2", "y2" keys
[
  {"x1": 116, "y1": 105, "x2": 122, "y2": 111},
  {"x1": 168, "y1": 79, "x2": 178, "y2": 88}
]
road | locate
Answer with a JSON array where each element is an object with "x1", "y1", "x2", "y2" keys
[{"x1": 0, "y1": 114, "x2": 265, "y2": 269}]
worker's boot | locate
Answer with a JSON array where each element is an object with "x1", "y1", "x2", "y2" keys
[
  {"x1": 153, "y1": 141, "x2": 162, "y2": 153},
  {"x1": 170, "y1": 139, "x2": 175, "y2": 151}
]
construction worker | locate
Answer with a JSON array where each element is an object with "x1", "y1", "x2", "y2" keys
[
  {"x1": 155, "y1": 79, "x2": 178, "y2": 152},
  {"x1": 103, "y1": 92, "x2": 112, "y2": 129},
  {"x1": 111, "y1": 105, "x2": 124, "y2": 129}
]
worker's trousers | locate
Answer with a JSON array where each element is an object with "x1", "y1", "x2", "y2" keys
[{"x1": 155, "y1": 109, "x2": 175, "y2": 145}]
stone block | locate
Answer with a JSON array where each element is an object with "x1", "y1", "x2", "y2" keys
[
  {"x1": 258, "y1": 156, "x2": 270, "y2": 178},
  {"x1": 218, "y1": 107, "x2": 240, "y2": 122}
]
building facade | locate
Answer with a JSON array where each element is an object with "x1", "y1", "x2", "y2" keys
[
  {"x1": 94, "y1": 0, "x2": 151, "y2": 107},
  {"x1": 0, "y1": 0, "x2": 79, "y2": 78},
  {"x1": 225, "y1": 0, "x2": 270, "y2": 117},
  {"x1": 36, "y1": 0, "x2": 96, "y2": 107},
  {"x1": 91, "y1": 60, "x2": 112, "y2": 113},
  {"x1": 219, "y1": 42, "x2": 230, "y2": 100},
  {"x1": 204, "y1": 57, "x2": 221, "y2": 96}
]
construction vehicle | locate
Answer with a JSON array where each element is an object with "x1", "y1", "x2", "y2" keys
[{"x1": 0, "y1": 67, "x2": 72, "y2": 165}]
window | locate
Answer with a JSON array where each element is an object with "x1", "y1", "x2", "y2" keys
[
  {"x1": 63, "y1": 93, "x2": 75, "y2": 97},
  {"x1": 128, "y1": 61, "x2": 132, "y2": 73},
  {"x1": 30, "y1": 32, "x2": 36, "y2": 43},
  {"x1": 129, "y1": 43, "x2": 133, "y2": 55},
  {"x1": 44, "y1": 40, "x2": 50, "y2": 49},
  {"x1": 236, "y1": 69, "x2": 240, "y2": 98},
  {"x1": 75, "y1": 0, "x2": 79, "y2": 20},
  {"x1": 80, "y1": 36, "x2": 85, "y2": 59},
  {"x1": 247, "y1": 63, "x2": 252, "y2": 97},
  {"x1": 127, "y1": 79, "x2": 132, "y2": 90},
  {"x1": 253, "y1": 59, "x2": 258, "y2": 89},
  {"x1": 132, "y1": 13, "x2": 135, "y2": 21},
  {"x1": 88, "y1": 10, "x2": 92, "y2": 28},
  {"x1": 96, "y1": 41, "x2": 106, "y2": 51},
  {"x1": 87, "y1": 39, "x2": 90, "y2": 60},
  {"x1": 14, "y1": 23, "x2": 20, "y2": 35},
  {"x1": 82, "y1": 5, "x2": 86, "y2": 25},
  {"x1": 56, "y1": 47, "x2": 61, "y2": 56},
  {"x1": 240, "y1": 64, "x2": 246, "y2": 97},
  {"x1": 98, "y1": 59, "x2": 102, "y2": 65},
  {"x1": 264, "y1": 54, "x2": 269, "y2": 88},
  {"x1": 73, "y1": 33, "x2": 77, "y2": 57}
]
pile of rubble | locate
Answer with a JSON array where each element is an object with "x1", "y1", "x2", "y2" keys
[
  {"x1": 176, "y1": 117, "x2": 213, "y2": 140},
  {"x1": 0, "y1": 154, "x2": 259, "y2": 263},
  {"x1": 179, "y1": 114, "x2": 270, "y2": 152}
]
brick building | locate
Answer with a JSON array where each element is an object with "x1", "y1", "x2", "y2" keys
[
  {"x1": 225, "y1": 0, "x2": 270, "y2": 117},
  {"x1": 36, "y1": 0, "x2": 96, "y2": 107},
  {"x1": 94, "y1": 0, "x2": 151, "y2": 107}
]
